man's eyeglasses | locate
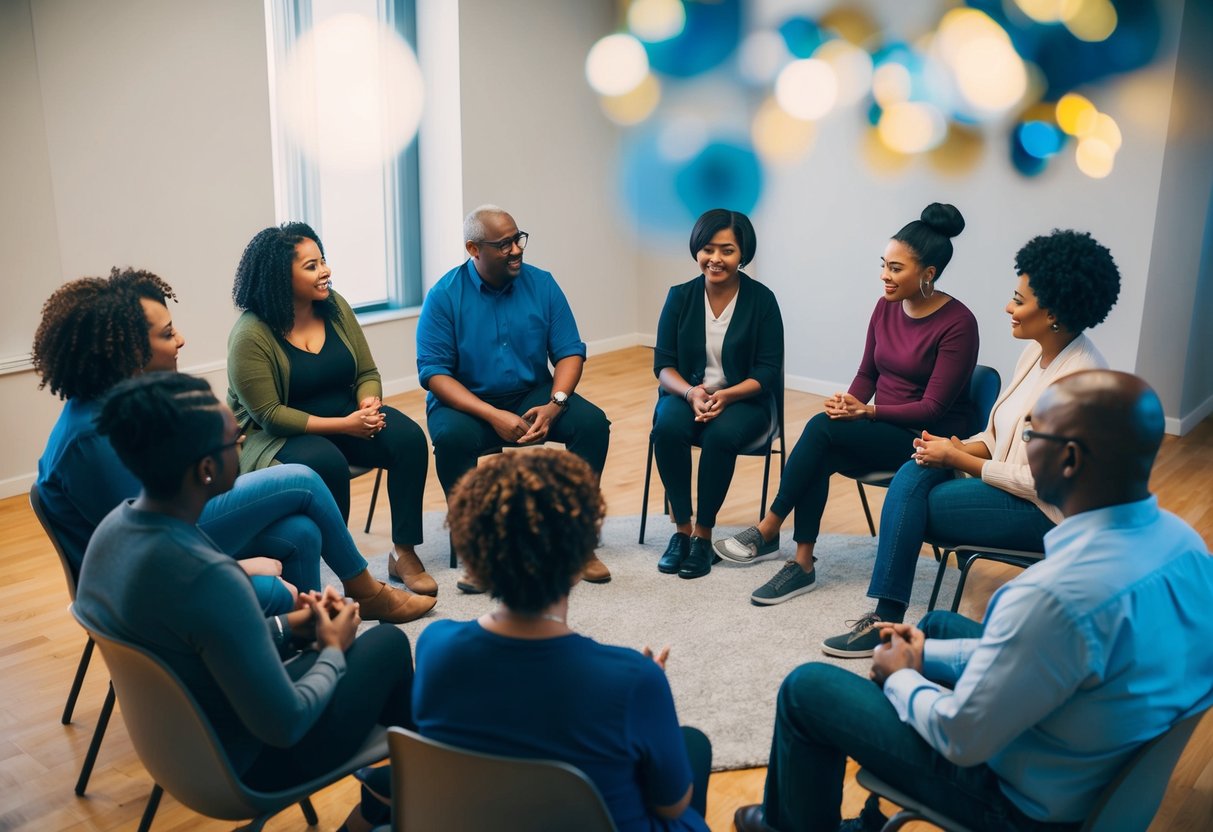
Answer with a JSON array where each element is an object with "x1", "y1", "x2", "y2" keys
[
  {"x1": 475, "y1": 231, "x2": 529, "y2": 253},
  {"x1": 1021, "y1": 428, "x2": 1088, "y2": 452}
]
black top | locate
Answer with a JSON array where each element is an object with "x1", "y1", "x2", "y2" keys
[
  {"x1": 653, "y1": 272, "x2": 784, "y2": 399},
  {"x1": 279, "y1": 318, "x2": 358, "y2": 417}
]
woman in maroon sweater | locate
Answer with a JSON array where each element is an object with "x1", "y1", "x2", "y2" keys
[{"x1": 714, "y1": 203, "x2": 978, "y2": 606}]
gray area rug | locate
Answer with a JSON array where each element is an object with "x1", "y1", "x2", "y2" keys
[{"x1": 324, "y1": 513, "x2": 959, "y2": 771}]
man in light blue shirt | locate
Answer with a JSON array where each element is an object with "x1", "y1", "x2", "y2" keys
[
  {"x1": 417, "y1": 205, "x2": 611, "y2": 585},
  {"x1": 736, "y1": 370, "x2": 1213, "y2": 832}
]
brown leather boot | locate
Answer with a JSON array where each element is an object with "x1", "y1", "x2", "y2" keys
[{"x1": 354, "y1": 581, "x2": 436, "y2": 623}]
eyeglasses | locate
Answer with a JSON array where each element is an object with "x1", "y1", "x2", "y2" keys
[
  {"x1": 1021, "y1": 428, "x2": 1088, "y2": 452},
  {"x1": 204, "y1": 434, "x2": 245, "y2": 457},
  {"x1": 475, "y1": 231, "x2": 528, "y2": 253}
]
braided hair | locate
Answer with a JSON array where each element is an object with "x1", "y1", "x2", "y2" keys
[
  {"x1": 447, "y1": 449, "x2": 605, "y2": 613},
  {"x1": 97, "y1": 372, "x2": 227, "y2": 498}
]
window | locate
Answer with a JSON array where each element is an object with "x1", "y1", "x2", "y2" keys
[{"x1": 265, "y1": 0, "x2": 423, "y2": 311}]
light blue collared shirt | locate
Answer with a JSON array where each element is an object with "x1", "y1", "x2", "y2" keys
[
  {"x1": 416, "y1": 260, "x2": 586, "y2": 413},
  {"x1": 884, "y1": 496, "x2": 1213, "y2": 822}
]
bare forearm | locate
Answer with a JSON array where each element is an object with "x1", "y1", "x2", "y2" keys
[
  {"x1": 304, "y1": 415, "x2": 355, "y2": 435},
  {"x1": 427, "y1": 375, "x2": 499, "y2": 421},
  {"x1": 658, "y1": 367, "x2": 693, "y2": 398},
  {"x1": 551, "y1": 355, "x2": 584, "y2": 396}
]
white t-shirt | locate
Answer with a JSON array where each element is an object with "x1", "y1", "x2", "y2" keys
[{"x1": 702, "y1": 288, "x2": 738, "y2": 393}]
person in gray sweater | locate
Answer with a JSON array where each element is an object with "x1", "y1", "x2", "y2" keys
[{"x1": 74, "y1": 372, "x2": 411, "y2": 830}]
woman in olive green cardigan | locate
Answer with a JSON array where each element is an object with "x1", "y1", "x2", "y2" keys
[{"x1": 228, "y1": 222, "x2": 436, "y2": 597}]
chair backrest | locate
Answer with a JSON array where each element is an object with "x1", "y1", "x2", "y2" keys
[
  {"x1": 30, "y1": 484, "x2": 80, "y2": 600},
  {"x1": 967, "y1": 364, "x2": 1001, "y2": 437},
  {"x1": 388, "y1": 726, "x2": 619, "y2": 832},
  {"x1": 1081, "y1": 707, "x2": 1209, "y2": 831},
  {"x1": 70, "y1": 607, "x2": 265, "y2": 821}
]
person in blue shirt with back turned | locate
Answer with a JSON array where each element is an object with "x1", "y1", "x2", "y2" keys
[
  {"x1": 416, "y1": 204, "x2": 612, "y2": 589},
  {"x1": 735, "y1": 369, "x2": 1213, "y2": 832}
]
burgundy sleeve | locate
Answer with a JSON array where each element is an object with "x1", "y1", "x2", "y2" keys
[{"x1": 847, "y1": 302, "x2": 882, "y2": 402}]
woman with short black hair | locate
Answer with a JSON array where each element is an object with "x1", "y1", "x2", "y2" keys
[{"x1": 651, "y1": 208, "x2": 784, "y2": 579}]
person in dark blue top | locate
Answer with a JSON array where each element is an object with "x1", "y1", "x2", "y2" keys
[
  {"x1": 411, "y1": 449, "x2": 711, "y2": 832},
  {"x1": 416, "y1": 204, "x2": 612, "y2": 586},
  {"x1": 652, "y1": 209, "x2": 784, "y2": 580}
]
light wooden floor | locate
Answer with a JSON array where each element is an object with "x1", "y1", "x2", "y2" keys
[{"x1": 1, "y1": 345, "x2": 1210, "y2": 831}]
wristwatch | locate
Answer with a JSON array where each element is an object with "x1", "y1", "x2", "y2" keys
[{"x1": 551, "y1": 391, "x2": 569, "y2": 408}]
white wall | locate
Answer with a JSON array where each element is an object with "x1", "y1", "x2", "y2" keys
[{"x1": 1, "y1": 0, "x2": 1210, "y2": 499}]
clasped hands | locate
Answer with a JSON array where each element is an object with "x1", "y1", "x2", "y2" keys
[
  {"x1": 869, "y1": 622, "x2": 925, "y2": 688},
  {"x1": 823, "y1": 392, "x2": 872, "y2": 421},
  {"x1": 349, "y1": 396, "x2": 386, "y2": 440},
  {"x1": 686, "y1": 386, "x2": 730, "y2": 423},
  {"x1": 911, "y1": 430, "x2": 965, "y2": 468},
  {"x1": 290, "y1": 586, "x2": 361, "y2": 652},
  {"x1": 491, "y1": 400, "x2": 563, "y2": 445}
]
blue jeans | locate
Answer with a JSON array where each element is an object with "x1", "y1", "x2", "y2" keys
[
  {"x1": 866, "y1": 460, "x2": 1056, "y2": 609},
  {"x1": 199, "y1": 463, "x2": 369, "y2": 597},
  {"x1": 762, "y1": 611, "x2": 1078, "y2": 832}
]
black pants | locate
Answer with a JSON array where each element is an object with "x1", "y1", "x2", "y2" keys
[
  {"x1": 242, "y1": 624, "x2": 413, "y2": 791},
  {"x1": 427, "y1": 383, "x2": 610, "y2": 496},
  {"x1": 770, "y1": 412, "x2": 917, "y2": 543},
  {"x1": 652, "y1": 394, "x2": 772, "y2": 528},
  {"x1": 274, "y1": 405, "x2": 428, "y2": 545}
]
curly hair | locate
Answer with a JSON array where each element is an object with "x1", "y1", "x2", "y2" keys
[
  {"x1": 1014, "y1": 229, "x2": 1120, "y2": 333},
  {"x1": 892, "y1": 202, "x2": 966, "y2": 280},
  {"x1": 232, "y1": 221, "x2": 338, "y2": 336},
  {"x1": 32, "y1": 268, "x2": 177, "y2": 401},
  {"x1": 97, "y1": 372, "x2": 227, "y2": 499},
  {"x1": 447, "y1": 449, "x2": 606, "y2": 613}
]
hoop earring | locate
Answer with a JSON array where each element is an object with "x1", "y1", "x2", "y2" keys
[{"x1": 919, "y1": 278, "x2": 935, "y2": 299}]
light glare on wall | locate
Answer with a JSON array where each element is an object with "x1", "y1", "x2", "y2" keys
[
  {"x1": 877, "y1": 102, "x2": 947, "y2": 154},
  {"x1": 1055, "y1": 93, "x2": 1096, "y2": 135},
  {"x1": 812, "y1": 39, "x2": 873, "y2": 107},
  {"x1": 277, "y1": 14, "x2": 424, "y2": 170},
  {"x1": 751, "y1": 97, "x2": 816, "y2": 164},
  {"x1": 1075, "y1": 137, "x2": 1115, "y2": 178},
  {"x1": 600, "y1": 74, "x2": 662, "y2": 125},
  {"x1": 1065, "y1": 0, "x2": 1118, "y2": 42},
  {"x1": 586, "y1": 33, "x2": 650, "y2": 96},
  {"x1": 774, "y1": 59, "x2": 838, "y2": 121}
]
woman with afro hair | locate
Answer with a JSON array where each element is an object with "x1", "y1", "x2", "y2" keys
[
  {"x1": 819, "y1": 228, "x2": 1122, "y2": 658},
  {"x1": 228, "y1": 222, "x2": 435, "y2": 597},
  {"x1": 33, "y1": 268, "x2": 433, "y2": 623}
]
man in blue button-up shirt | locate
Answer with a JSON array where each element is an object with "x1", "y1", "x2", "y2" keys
[
  {"x1": 417, "y1": 205, "x2": 611, "y2": 585},
  {"x1": 735, "y1": 370, "x2": 1213, "y2": 832}
]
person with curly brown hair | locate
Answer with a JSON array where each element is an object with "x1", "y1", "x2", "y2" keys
[
  {"x1": 228, "y1": 222, "x2": 436, "y2": 598},
  {"x1": 34, "y1": 268, "x2": 432, "y2": 623},
  {"x1": 819, "y1": 229, "x2": 1122, "y2": 659},
  {"x1": 407, "y1": 449, "x2": 712, "y2": 832}
]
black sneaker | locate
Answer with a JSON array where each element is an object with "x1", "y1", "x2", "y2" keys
[
  {"x1": 658, "y1": 532, "x2": 689, "y2": 574},
  {"x1": 837, "y1": 793, "x2": 887, "y2": 831},
  {"x1": 678, "y1": 536, "x2": 714, "y2": 579},
  {"x1": 821, "y1": 613, "x2": 884, "y2": 658}
]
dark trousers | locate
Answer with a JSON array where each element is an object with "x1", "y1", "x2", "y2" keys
[
  {"x1": 770, "y1": 413, "x2": 917, "y2": 543},
  {"x1": 762, "y1": 612, "x2": 1079, "y2": 832},
  {"x1": 427, "y1": 383, "x2": 610, "y2": 496},
  {"x1": 273, "y1": 405, "x2": 428, "y2": 545},
  {"x1": 682, "y1": 725, "x2": 712, "y2": 818},
  {"x1": 242, "y1": 624, "x2": 414, "y2": 790},
  {"x1": 652, "y1": 394, "x2": 771, "y2": 528}
]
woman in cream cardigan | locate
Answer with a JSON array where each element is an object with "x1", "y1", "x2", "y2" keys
[{"x1": 819, "y1": 229, "x2": 1122, "y2": 658}]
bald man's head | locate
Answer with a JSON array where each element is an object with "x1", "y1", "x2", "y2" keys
[{"x1": 1027, "y1": 370, "x2": 1163, "y2": 514}]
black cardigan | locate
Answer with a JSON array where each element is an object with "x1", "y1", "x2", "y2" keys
[{"x1": 653, "y1": 273, "x2": 784, "y2": 398}]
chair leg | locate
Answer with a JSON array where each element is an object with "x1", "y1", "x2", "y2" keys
[
  {"x1": 75, "y1": 681, "x2": 116, "y2": 796},
  {"x1": 63, "y1": 637, "x2": 95, "y2": 724},
  {"x1": 363, "y1": 469, "x2": 383, "y2": 534},
  {"x1": 927, "y1": 548, "x2": 951, "y2": 612},
  {"x1": 759, "y1": 450, "x2": 773, "y2": 522},
  {"x1": 299, "y1": 797, "x2": 319, "y2": 825},
  {"x1": 639, "y1": 438, "x2": 655, "y2": 544},
  {"x1": 137, "y1": 784, "x2": 163, "y2": 832},
  {"x1": 856, "y1": 481, "x2": 876, "y2": 536},
  {"x1": 950, "y1": 552, "x2": 978, "y2": 613},
  {"x1": 448, "y1": 532, "x2": 457, "y2": 569}
]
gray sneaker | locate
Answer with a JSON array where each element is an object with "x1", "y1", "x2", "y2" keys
[
  {"x1": 821, "y1": 613, "x2": 884, "y2": 658},
  {"x1": 750, "y1": 561, "x2": 816, "y2": 605},
  {"x1": 714, "y1": 526, "x2": 781, "y2": 564}
]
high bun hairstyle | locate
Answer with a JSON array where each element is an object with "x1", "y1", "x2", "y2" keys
[
  {"x1": 892, "y1": 203, "x2": 966, "y2": 281},
  {"x1": 97, "y1": 372, "x2": 227, "y2": 498}
]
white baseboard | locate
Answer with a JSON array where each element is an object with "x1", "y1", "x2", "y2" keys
[
  {"x1": 786, "y1": 374, "x2": 848, "y2": 396},
  {"x1": 1166, "y1": 391, "x2": 1213, "y2": 436},
  {"x1": 588, "y1": 332, "x2": 648, "y2": 355}
]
